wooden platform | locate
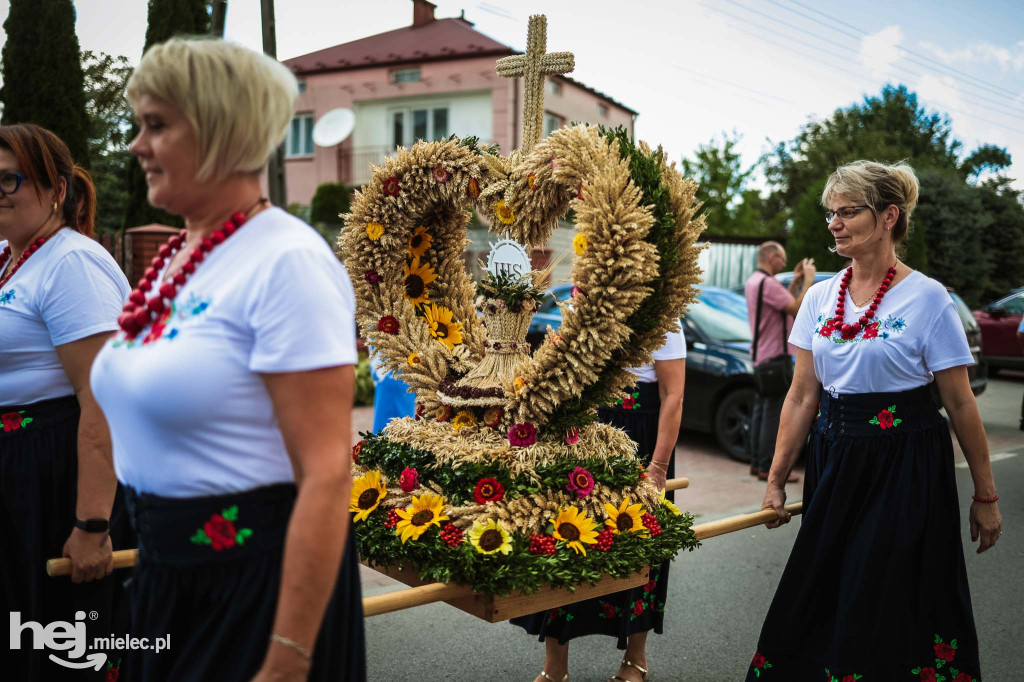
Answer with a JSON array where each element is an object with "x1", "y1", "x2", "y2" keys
[{"x1": 363, "y1": 560, "x2": 651, "y2": 622}]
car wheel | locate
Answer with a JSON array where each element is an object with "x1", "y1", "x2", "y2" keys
[{"x1": 714, "y1": 386, "x2": 756, "y2": 462}]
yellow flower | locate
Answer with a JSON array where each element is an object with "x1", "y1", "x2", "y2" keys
[
  {"x1": 366, "y1": 222, "x2": 384, "y2": 241},
  {"x1": 513, "y1": 376, "x2": 526, "y2": 395},
  {"x1": 407, "y1": 352, "x2": 421, "y2": 368},
  {"x1": 408, "y1": 226, "x2": 432, "y2": 259},
  {"x1": 452, "y1": 410, "x2": 477, "y2": 431},
  {"x1": 527, "y1": 173, "x2": 538, "y2": 190},
  {"x1": 423, "y1": 303, "x2": 464, "y2": 350},
  {"x1": 468, "y1": 518, "x2": 512, "y2": 555},
  {"x1": 403, "y1": 257, "x2": 438, "y2": 306},
  {"x1": 495, "y1": 200, "x2": 515, "y2": 224},
  {"x1": 603, "y1": 497, "x2": 648, "y2": 536},
  {"x1": 573, "y1": 232, "x2": 587, "y2": 255},
  {"x1": 550, "y1": 506, "x2": 599, "y2": 556},
  {"x1": 394, "y1": 493, "x2": 449, "y2": 543},
  {"x1": 349, "y1": 470, "x2": 386, "y2": 523},
  {"x1": 659, "y1": 489, "x2": 682, "y2": 516}
]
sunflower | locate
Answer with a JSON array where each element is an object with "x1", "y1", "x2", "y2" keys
[
  {"x1": 452, "y1": 410, "x2": 477, "y2": 431},
  {"x1": 349, "y1": 470, "x2": 386, "y2": 522},
  {"x1": 495, "y1": 200, "x2": 515, "y2": 224},
  {"x1": 423, "y1": 303, "x2": 464, "y2": 350},
  {"x1": 403, "y1": 257, "x2": 438, "y2": 306},
  {"x1": 603, "y1": 497, "x2": 648, "y2": 536},
  {"x1": 468, "y1": 518, "x2": 512, "y2": 555},
  {"x1": 659, "y1": 488, "x2": 682, "y2": 516},
  {"x1": 573, "y1": 232, "x2": 588, "y2": 255},
  {"x1": 407, "y1": 352, "x2": 421, "y2": 368},
  {"x1": 408, "y1": 226, "x2": 432, "y2": 259},
  {"x1": 550, "y1": 506, "x2": 600, "y2": 556},
  {"x1": 394, "y1": 493, "x2": 449, "y2": 543},
  {"x1": 366, "y1": 222, "x2": 384, "y2": 241}
]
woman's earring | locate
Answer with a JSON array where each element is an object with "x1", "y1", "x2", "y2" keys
[{"x1": 53, "y1": 201, "x2": 59, "y2": 213}]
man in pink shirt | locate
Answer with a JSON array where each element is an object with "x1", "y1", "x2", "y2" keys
[{"x1": 744, "y1": 241, "x2": 815, "y2": 480}]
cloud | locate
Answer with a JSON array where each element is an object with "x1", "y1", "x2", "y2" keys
[
  {"x1": 919, "y1": 40, "x2": 1024, "y2": 72},
  {"x1": 860, "y1": 25, "x2": 904, "y2": 77}
]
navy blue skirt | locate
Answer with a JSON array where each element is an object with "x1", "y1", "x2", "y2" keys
[
  {"x1": 511, "y1": 381, "x2": 673, "y2": 649},
  {"x1": 745, "y1": 385, "x2": 982, "y2": 681},
  {"x1": 123, "y1": 482, "x2": 366, "y2": 681}
]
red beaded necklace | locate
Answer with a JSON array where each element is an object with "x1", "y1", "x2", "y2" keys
[
  {"x1": 833, "y1": 264, "x2": 898, "y2": 339},
  {"x1": 0, "y1": 235, "x2": 52, "y2": 289},
  {"x1": 118, "y1": 198, "x2": 267, "y2": 338}
]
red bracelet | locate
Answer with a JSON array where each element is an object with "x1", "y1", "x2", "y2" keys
[{"x1": 972, "y1": 494, "x2": 999, "y2": 503}]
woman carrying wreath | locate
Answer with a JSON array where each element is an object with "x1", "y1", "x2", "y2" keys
[
  {"x1": 514, "y1": 324, "x2": 686, "y2": 682},
  {"x1": 745, "y1": 161, "x2": 1001, "y2": 680},
  {"x1": 89, "y1": 38, "x2": 365, "y2": 681},
  {"x1": 1, "y1": 123, "x2": 132, "y2": 681}
]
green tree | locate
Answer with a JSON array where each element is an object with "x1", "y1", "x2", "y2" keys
[
  {"x1": 0, "y1": 0, "x2": 91, "y2": 166},
  {"x1": 122, "y1": 0, "x2": 211, "y2": 229},
  {"x1": 310, "y1": 182, "x2": 351, "y2": 226},
  {"x1": 976, "y1": 176, "x2": 1024, "y2": 304},
  {"x1": 83, "y1": 51, "x2": 134, "y2": 233}
]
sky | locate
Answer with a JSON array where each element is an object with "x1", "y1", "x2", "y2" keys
[{"x1": 2, "y1": 0, "x2": 1023, "y2": 192}]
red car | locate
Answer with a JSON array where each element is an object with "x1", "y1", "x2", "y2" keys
[{"x1": 973, "y1": 290, "x2": 1024, "y2": 374}]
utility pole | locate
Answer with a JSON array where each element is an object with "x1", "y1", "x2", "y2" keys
[
  {"x1": 261, "y1": 0, "x2": 287, "y2": 207},
  {"x1": 211, "y1": 0, "x2": 228, "y2": 37}
]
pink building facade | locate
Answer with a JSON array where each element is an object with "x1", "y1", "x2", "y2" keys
[{"x1": 282, "y1": 1, "x2": 636, "y2": 205}]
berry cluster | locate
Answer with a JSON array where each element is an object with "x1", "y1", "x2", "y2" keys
[
  {"x1": 595, "y1": 528, "x2": 615, "y2": 551},
  {"x1": 641, "y1": 513, "x2": 662, "y2": 537},
  {"x1": 529, "y1": 533, "x2": 557, "y2": 555},
  {"x1": 384, "y1": 509, "x2": 400, "y2": 530},
  {"x1": 439, "y1": 523, "x2": 464, "y2": 547}
]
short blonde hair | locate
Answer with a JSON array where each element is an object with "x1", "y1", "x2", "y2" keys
[
  {"x1": 821, "y1": 160, "x2": 920, "y2": 250},
  {"x1": 127, "y1": 37, "x2": 299, "y2": 181}
]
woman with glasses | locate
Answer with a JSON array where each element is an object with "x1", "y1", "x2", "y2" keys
[
  {"x1": 1, "y1": 124, "x2": 132, "y2": 680},
  {"x1": 745, "y1": 160, "x2": 1001, "y2": 680}
]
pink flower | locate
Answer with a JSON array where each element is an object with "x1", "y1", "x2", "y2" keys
[
  {"x1": 564, "y1": 426, "x2": 579, "y2": 445},
  {"x1": 566, "y1": 466, "x2": 595, "y2": 498},
  {"x1": 399, "y1": 467, "x2": 418, "y2": 493},
  {"x1": 508, "y1": 422, "x2": 537, "y2": 447},
  {"x1": 432, "y1": 164, "x2": 450, "y2": 183}
]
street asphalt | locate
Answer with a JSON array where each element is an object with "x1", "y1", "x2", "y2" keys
[{"x1": 360, "y1": 373, "x2": 1024, "y2": 681}]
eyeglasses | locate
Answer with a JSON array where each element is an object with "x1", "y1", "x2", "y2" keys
[
  {"x1": 825, "y1": 205, "x2": 870, "y2": 224},
  {"x1": 0, "y1": 172, "x2": 23, "y2": 197}
]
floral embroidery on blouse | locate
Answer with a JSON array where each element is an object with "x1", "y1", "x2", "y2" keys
[
  {"x1": 911, "y1": 634, "x2": 974, "y2": 681},
  {"x1": 189, "y1": 505, "x2": 253, "y2": 551},
  {"x1": 0, "y1": 288, "x2": 15, "y2": 305},
  {"x1": 750, "y1": 652, "x2": 773, "y2": 677},
  {"x1": 1, "y1": 410, "x2": 34, "y2": 432},
  {"x1": 814, "y1": 313, "x2": 907, "y2": 344},
  {"x1": 112, "y1": 292, "x2": 212, "y2": 349},
  {"x1": 869, "y1": 405, "x2": 903, "y2": 429}
]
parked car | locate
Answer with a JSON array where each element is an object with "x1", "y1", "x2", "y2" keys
[
  {"x1": 973, "y1": 290, "x2": 1024, "y2": 375},
  {"x1": 527, "y1": 285, "x2": 758, "y2": 461}
]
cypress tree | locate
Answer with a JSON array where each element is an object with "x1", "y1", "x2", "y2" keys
[
  {"x1": 122, "y1": 0, "x2": 211, "y2": 229},
  {"x1": 0, "y1": 0, "x2": 91, "y2": 166}
]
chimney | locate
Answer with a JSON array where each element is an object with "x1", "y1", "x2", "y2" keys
[{"x1": 412, "y1": 0, "x2": 436, "y2": 27}]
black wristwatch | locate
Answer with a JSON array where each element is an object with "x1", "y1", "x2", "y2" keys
[{"x1": 74, "y1": 517, "x2": 110, "y2": 533}]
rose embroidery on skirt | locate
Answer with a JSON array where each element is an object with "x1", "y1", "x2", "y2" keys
[
  {"x1": 750, "y1": 651, "x2": 773, "y2": 677},
  {"x1": 912, "y1": 634, "x2": 964, "y2": 680},
  {"x1": 615, "y1": 391, "x2": 641, "y2": 410},
  {"x1": 190, "y1": 505, "x2": 254, "y2": 550},
  {"x1": 869, "y1": 405, "x2": 902, "y2": 429},
  {"x1": 1, "y1": 410, "x2": 33, "y2": 432}
]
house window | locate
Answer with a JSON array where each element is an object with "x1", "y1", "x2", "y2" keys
[
  {"x1": 297, "y1": 80, "x2": 307, "y2": 94},
  {"x1": 598, "y1": 103, "x2": 609, "y2": 117},
  {"x1": 543, "y1": 113, "x2": 563, "y2": 138},
  {"x1": 392, "y1": 67, "x2": 422, "y2": 83},
  {"x1": 546, "y1": 80, "x2": 561, "y2": 96},
  {"x1": 287, "y1": 113, "x2": 314, "y2": 157},
  {"x1": 391, "y1": 105, "x2": 450, "y2": 146}
]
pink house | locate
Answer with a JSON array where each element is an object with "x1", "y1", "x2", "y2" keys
[{"x1": 282, "y1": 0, "x2": 637, "y2": 205}]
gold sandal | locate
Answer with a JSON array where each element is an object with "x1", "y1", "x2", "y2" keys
[
  {"x1": 609, "y1": 657, "x2": 649, "y2": 682},
  {"x1": 539, "y1": 672, "x2": 568, "y2": 682}
]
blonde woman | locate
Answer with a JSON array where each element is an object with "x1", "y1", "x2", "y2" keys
[
  {"x1": 89, "y1": 38, "x2": 365, "y2": 681},
  {"x1": 745, "y1": 161, "x2": 1000, "y2": 680}
]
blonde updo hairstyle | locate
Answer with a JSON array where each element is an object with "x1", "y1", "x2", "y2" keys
[
  {"x1": 821, "y1": 160, "x2": 920, "y2": 254},
  {"x1": 126, "y1": 37, "x2": 299, "y2": 182}
]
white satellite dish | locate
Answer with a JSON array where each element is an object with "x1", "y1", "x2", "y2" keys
[{"x1": 312, "y1": 108, "x2": 355, "y2": 147}]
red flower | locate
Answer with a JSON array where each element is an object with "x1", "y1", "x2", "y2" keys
[
  {"x1": 877, "y1": 410, "x2": 894, "y2": 429},
  {"x1": 435, "y1": 405, "x2": 452, "y2": 422},
  {"x1": 819, "y1": 319, "x2": 838, "y2": 337},
  {"x1": 399, "y1": 467, "x2": 418, "y2": 493},
  {"x1": 352, "y1": 440, "x2": 363, "y2": 463},
  {"x1": 643, "y1": 578, "x2": 657, "y2": 592},
  {"x1": 934, "y1": 642, "x2": 955, "y2": 662},
  {"x1": 751, "y1": 652, "x2": 765, "y2": 669},
  {"x1": 602, "y1": 602, "x2": 617, "y2": 619},
  {"x1": 383, "y1": 176, "x2": 401, "y2": 196},
  {"x1": 203, "y1": 514, "x2": 237, "y2": 551},
  {"x1": 953, "y1": 673, "x2": 973, "y2": 682},
  {"x1": 414, "y1": 403, "x2": 425, "y2": 420},
  {"x1": 842, "y1": 676, "x2": 858, "y2": 682},
  {"x1": 473, "y1": 477, "x2": 505, "y2": 504},
  {"x1": 632, "y1": 600, "x2": 644, "y2": 616},
  {"x1": 106, "y1": 667, "x2": 119, "y2": 682},
  {"x1": 378, "y1": 315, "x2": 400, "y2": 334},
  {"x1": 2, "y1": 412, "x2": 23, "y2": 432},
  {"x1": 863, "y1": 322, "x2": 879, "y2": 339},
  {"x1": 467, "y1": 177, "x2": 480, "y2": 198},
  {"x1": 622, "y1": 395, "x2": 636, "y2": 410},
  {"x1": 364, "y1": 270, "x2": 382, "y2": 285},
  {"x1": 918, "y1": 668, "x2": 937, "y2": 682}
]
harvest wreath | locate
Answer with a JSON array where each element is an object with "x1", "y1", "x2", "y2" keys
[{"x1": 339, "y1": 15, "x2": 706, "y2": 596}]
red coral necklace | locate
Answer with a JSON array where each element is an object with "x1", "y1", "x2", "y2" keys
[
  {"x1": 833, "y1": 264, "x2": 897, "y2": 339},
  {"x1": 1, "y1": 235, "x2": 53, "y2": 288},
  {"x1": 117, "y1": 197, "x2": 268, "y2": 338}
]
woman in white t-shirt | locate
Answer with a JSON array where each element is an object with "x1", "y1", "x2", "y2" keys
[
  {"x1": 514, "y1": 324, "x2": 686, "y2": 682},
  {"x1": 1, "y1": 124, "x2": 132, "y2": 681},
  {"x1": 744, "y1": 161, "x2": 1002, "y2": 680},
  {"x1": 89, "y1": 39, "x2": 364, "y2": 682}
]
